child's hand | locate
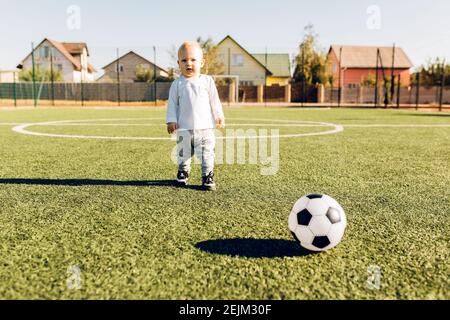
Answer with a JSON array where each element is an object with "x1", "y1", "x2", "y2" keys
[
  {"x1": 167, "y1": 122, "x2": 178, "y2": 134},
  {"x1": 216, "y1": 118, "x2": 225, "y2": 129}
]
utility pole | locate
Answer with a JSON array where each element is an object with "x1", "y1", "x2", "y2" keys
[
  {"x1": 154, "y1": 46, "x2": 157, "y2": 106},
  {"x1": 31, "y1": 42, "x2": 37, "y2": 108},
  {"x1": 338, "y1": 47, "x2": 342, "y2": 107},
  {"x1": 228, "y1": 48, "x2": 231, "y2": 107},
  {"x1": 50, "y1": 48, "x2": 55, "y2": 106},
  {"x1": 374, "y1": 48, "x2": 379, "y2": 108},
  {"x1": 439, "y1": 59, "x2": 446, "y2": 111},
  {"x1": 301, "y1": 44, "x2": 305, "y2": 107},
  {"x1": 116, "y1": 48, "x2": 121, "y2": 106},
  {"x1": 390, "y1": 43, "x2": 396, "y2": 105},
  {"x1": 265, "y1": 46, "x2": 268, "y2": 107},
  {"x1": 415, "y1": 72, "x2": 420, "y2": 110},
  {"x1": 13, "y1": 71, "x2": 17, "y2": 108}
]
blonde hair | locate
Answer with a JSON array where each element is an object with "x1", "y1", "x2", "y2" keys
[{"x1": 178, "y1": 41, "x2": 203, "y2": 59}]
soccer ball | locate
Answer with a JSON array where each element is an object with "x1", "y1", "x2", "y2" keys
[{"x1": 288, "y1": 194, "x2": 347, "y2": 252}]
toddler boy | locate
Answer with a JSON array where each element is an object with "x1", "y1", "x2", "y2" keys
[{"x1": 166, "y1": 41, "x2": 225, "y2": 190}]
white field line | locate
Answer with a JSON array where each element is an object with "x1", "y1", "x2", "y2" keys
[
  {"x1": 38, "y1": 123, "x2": 450, "y2": 127},
  {"x1": 11, "y1": 118, "x2": 344, "y2": 140},
  {"x1": 344, "y1": 124, "x2": 450, "y2": 127},
  {"x1": 1, "y1": 118, "x2": 163, "y2": 126},
  {"x1": 9, "y1": 117, "x2": 450, "y2": 141},
  {"x1": 5, "y1": 120, "x2": 450, "y2": 128},
  {"x1": 39, "y1": 123, "x2": 331, "y2": 127}
]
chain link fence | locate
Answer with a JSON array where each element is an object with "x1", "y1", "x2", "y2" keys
[{"x1": 1, "y1": 43, "x2": 448, "y2": 110}]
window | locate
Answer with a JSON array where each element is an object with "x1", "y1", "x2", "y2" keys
[
  {"x1": 332, "y1": 63, "x2": 337, "y2": 73},
  {"x1": 240, "y1": 81, "x2": 254, "y2": 86},
  {"x1": 40, "y1": 46, "x2": 50, "y2": 59},
  {"x1": 56, "y1": 64, "x2": 63, "y2": 71},
  {"x1": 232, "y1": 54, "x2": 244, "y2": 66},
  {"x1": 116, "y1": 64, "x2": 124, "y2": 72}
]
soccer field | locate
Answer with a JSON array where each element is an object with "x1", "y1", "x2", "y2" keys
[{"x1": 0, "y1": 106, "x2": 448, "y2": 299}]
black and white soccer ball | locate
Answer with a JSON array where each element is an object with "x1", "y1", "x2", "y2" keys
[{"x1": 288, "y1": 194, "x2": 347, "y2": 252}]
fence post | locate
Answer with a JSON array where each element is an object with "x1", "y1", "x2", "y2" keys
[
  {"x1": 285, "y1": 84, "x2": 291, "y2": 103},
  {"x1": 257, "y1": 85, "x2": 264, "y2": 103},
  {"x1": 329, "y1": 85, "x2": 333, "y2": 105},
  {"x1": 229, "y1": 81, "x2": 236, "y2": 103},
  {"x1": 359, "y1": 85, "x2": 364, "y2": 104},
  {"x1": 317, "y1": 84, "x2": 324, "y2": 104},
  {"x1": 80, "y1": 77, "x2": 84, "y2": 107}
]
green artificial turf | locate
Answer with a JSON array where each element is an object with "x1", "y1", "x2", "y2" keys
[{"x1": 0, "y1": 106, "x2": 448, "y2": 299}]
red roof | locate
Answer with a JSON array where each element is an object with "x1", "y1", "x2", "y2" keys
[
  {"x1": 329, "y1": 45, "x2": 413, "y2": 69},
  {"x1": 21, "y1": 38, "x2": 96, "y2": 73}
]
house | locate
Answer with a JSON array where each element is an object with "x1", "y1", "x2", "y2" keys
[
  {"x1": 327, "y1": 45, "x2": 413, "y2": 88},
  {"x1": 216, "y1": 35, "x2": 291, "y2": 86},
  {"x1": 18, "y1": 38, "x2": 96, "y2": 82},
  {"x1": 98, "y1": 51, "x2": 169, "y2": 83},
  {"x1": 0, "y1": 70, "x2": 19, "y2": 83},
  {"x1": 252, "y1": 54, "x2": 291, "y2": 86}
]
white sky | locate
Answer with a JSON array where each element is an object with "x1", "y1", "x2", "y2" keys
[{"x1": 1, "y1": 0, "x2": 449, "y2": 75}]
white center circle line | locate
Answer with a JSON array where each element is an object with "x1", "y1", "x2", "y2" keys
[{"x1": 12, "y1": 118, "x2": 344, "y2": 140}]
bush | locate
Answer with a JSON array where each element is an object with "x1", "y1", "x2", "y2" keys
[{"x1": 19, "y1": 68, "x2": 62, "y2": 82}]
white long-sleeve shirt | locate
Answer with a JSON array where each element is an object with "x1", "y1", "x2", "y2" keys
[{"x1": 166, "y1": 75, "x2": 224, "y2": 130}]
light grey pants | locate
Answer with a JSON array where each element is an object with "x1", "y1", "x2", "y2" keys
[{"x1": 176, "y1": 129, "x2": 216, "y2": 176}]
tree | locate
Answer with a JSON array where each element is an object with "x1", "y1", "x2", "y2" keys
[
  {"x1": 168, "y1": 37, "x2": 224, "y2": 77},
  {"x1": 135, "y1": 65, "x2": 173, "y2": 83},
  {"x1": 135, "y1": 65, "x2": 154, "y2": 82},
  {"x1": 167, "y1": 45, "x2": 181, "y2": 78},
  {"x1": 19, "y1": 67, "x2": 62, "y2": 82},
  {"x1": 165, "y1": 68, "x2": 177, "y2": 81},
  {"x1": 196, "y1": 36, "x2": 224, "y2": 75},
  {"x1": 412, "y1": 58, "x2": 449, "y2": 86},
  {"x1": 361, "y1": 73, "x2": 376, "y2": 87},
  {"x1": 292, "y1": 24, "x2": 328, "y2": 85}
]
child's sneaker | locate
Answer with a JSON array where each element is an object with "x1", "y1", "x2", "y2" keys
[
  {"x1": 176, "y1": 170, "x2": 190, "y2": 185},
  {"x1": 202, "y1": 171, "x2": 216, "y2": 191}
]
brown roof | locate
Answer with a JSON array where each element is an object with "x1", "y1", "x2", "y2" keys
[
  {"x1": 101, "y1": 51, "x2": 168, "y2": 73},
  {"x1": 61, "y1": 42, "x2": 89, "y2": 56},
  {"x1": 21, "y1": 38, "x2": 96, "y2": 73},
  {"x1": 329, "y1": 45, "x2": 413, "y2": 69}
]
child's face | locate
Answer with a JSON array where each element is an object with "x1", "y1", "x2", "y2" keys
[{"x1": 178, "y1": 45, "x2": 204, "y2": 78}]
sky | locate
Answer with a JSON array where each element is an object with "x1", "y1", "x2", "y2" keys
[{"x1": 1, "y1": 0, "x2": 449, "y2": 77}]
